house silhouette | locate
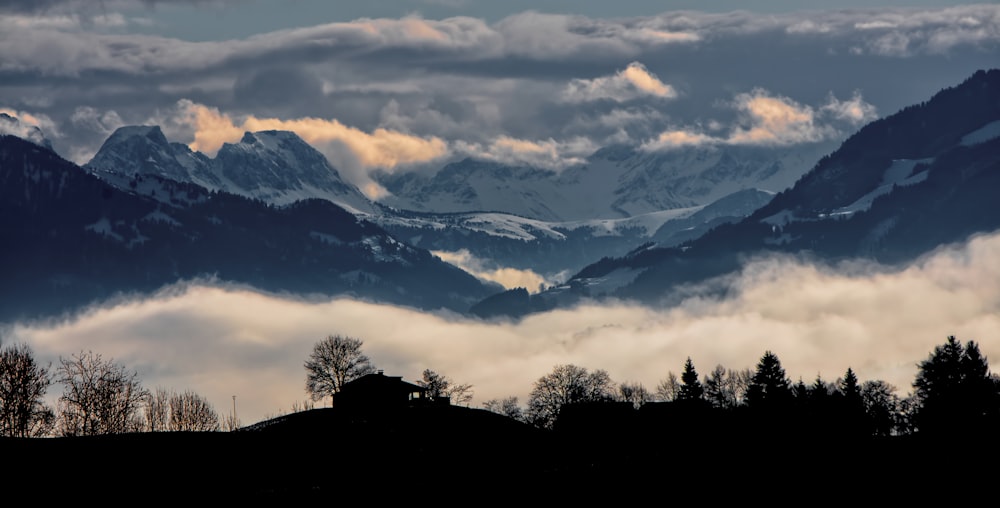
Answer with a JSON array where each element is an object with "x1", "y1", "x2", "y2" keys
[{"x1": 333, "y1": 371, "x2": 438, "y2": 409}]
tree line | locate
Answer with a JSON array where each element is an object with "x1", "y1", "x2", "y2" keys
[{"x1": 2, "y1": 334, "x2": 997, "y2": 439}]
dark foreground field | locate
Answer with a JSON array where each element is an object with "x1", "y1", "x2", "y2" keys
[{"x1": 3, "y1": 404, "x2": 997, "y2": 503}]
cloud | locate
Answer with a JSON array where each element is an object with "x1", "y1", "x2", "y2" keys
[
  {"x1": 821, "y1": 91, "x2": 879, "y2": 124},
  {"x1": 642, "y1": 88, "x2": 878, "y2": 150},
  {"x1": 163, "y1": 98, "x2": 449, "y2": 173},
  {"x1": 562, "y1": 62, "x2": 677, "y2": 103},
  {"x1": 70, "y1": 106, "x2": 125, "y2": 136},
  {"x1": 0, "y1": 107, "x2": 60, "y2": 140},
  {"x1": 0, "y1": 0, "x2": 239, "y2": 15},
  {"x1": 454, "y1": 135, "x2": 596, "y2": 171},
  {"x1": 727, "y1": 89, "x2": 834, "y2": 146},
  {"x1": 8, "y1": 230, "x2": 1000, "y2": 427},
  {"x1": 433, "y1": 249, "x2": 548, "y2": 292}
]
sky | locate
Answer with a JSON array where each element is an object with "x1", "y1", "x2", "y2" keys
[
  {"x1": 2, "y1": 2, "x2": 999, "y2": 425},
  {"x1": 1, "y1": 1, "x2": 998, "y2": 194}
]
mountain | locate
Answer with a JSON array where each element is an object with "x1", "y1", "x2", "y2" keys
[
  {"x1": 373, "y1": 188, "x2": 772, "y2": 279},
  {"x1": 474, "y1": 69, "x2": 1000, "y2": 318},
  {"x1": 0, "y1": 135, "x2": 498, "y2": 323},
  {"x1": 85, "y1": 127, "x2": 376, "y2": 214},
  {"x1": 375, "y1": 142, "x2": 833, "y2": 222}
]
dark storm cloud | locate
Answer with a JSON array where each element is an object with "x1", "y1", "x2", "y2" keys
[{"x1": 0, "y1": 0, "x2": 239, "y2": 15}]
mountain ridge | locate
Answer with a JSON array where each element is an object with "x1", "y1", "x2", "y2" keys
[
  {"x1": 0, "y1": 135, "x2": 498, "y2": 323},
  {"x1": 471, "y1": 68, "x2": 1000, "y2": 318}
]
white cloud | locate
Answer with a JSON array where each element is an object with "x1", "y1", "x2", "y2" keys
[
  {"x1": 70, "y1": 106, "x2": 125, "y2": 135},
  {"x1": 562, "y1": 62, "x2": 677, "y2": 103},
  {"x1": 433, "y1": 249, "x2": 548, "y2": 292},
  {"x1": 821, "y1": 91, "x2": 878, "y2": 124},
  {"x1": 8, "y1": 231, "x2": 1000, "y2": 427},
  {"x1": 454, "y1": 136, "x2": 596, "y2": 171},
  {"x1": 642, "y1": 88, "x2": 877, "y2": 150}
]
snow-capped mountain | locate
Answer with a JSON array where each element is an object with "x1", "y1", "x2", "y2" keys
[
  {"x1": 86, "y1": 127, "x2": 376, "y2": 214},
  {"x1": 375, "y1": 142, "x2": 833, "y2": 222},
  {"x1": 373, "y1": 188, "x2": 773, "y2": 278},
  {"x1": 470, "y1": 68, "x2": 1000, "y2": 318},
  {"x1": 0, "y1": 134, "x2": 497, "y2": 323}
]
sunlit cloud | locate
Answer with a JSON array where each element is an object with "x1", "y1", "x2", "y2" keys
[
  {"x1": 433, "y1": 249, "x2": 548, "y2": 292},
  {"x1": 454, "y1": 135, "x2": 596, "y2": 171},
  {"x1": 728, "y1": 89, "x2": 833, "y2": 146},
  {"x1": 168, "y1": 100, "x2": 447, "y2": 168},
  {"x1": 821, "y1": 91, "x2": 879, "y2": 124},
  {"x1": 0, "y1": 107, "x2": 60, "y2": 142},
  {"x1": 7, "y1": 231, "x2": 1000, "y2": 426},
  {"x1": 642, "y1": 88, "x2": 877, "y2": 150},
  {"x1": 562, "y1": 62, "x2": 677, "y2": 103}
]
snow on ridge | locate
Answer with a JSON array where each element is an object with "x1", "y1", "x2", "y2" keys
[
  {"x1": 829, "y1": 158, "x2": 931, "y2": 217},
  {"x1": 961, "y1": 120, "x2": 1000, "y2": 146}
]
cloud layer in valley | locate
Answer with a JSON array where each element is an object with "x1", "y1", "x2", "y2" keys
[{"x1": 6, "y1": 231, "x2": 999, "y2": 427}]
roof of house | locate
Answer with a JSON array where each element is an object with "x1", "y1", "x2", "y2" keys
[{"x1": 340, "y1": 372, "x2": 426, "y2": 394}]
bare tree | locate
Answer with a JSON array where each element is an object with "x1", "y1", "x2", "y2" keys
[
  {"x1": 417, "y1": 368, "x2": 474, "y2": 406},
  {"x1": 304, "y1": 335, "x2": 376, "y2": 405},
  {"x1": 526, "y1": 364, "x2": 613, "y2": 429},
  {"x1": 56, "y1": 350, "x2": 148, "y2": 436},
  {"x1": 617, "y1": 382, "x2": 651, "y2": 409},
  {"x1": 168, "y1": 390, "x2": 220, "y2": 432},
  {"x1": 703, "y1": 365, "x2": 754, "y2": 409},
  {"x1": 144, "y1": 387, "x2": 170, "y2": 432},
  {"x1": 655, "y1": 372, "x2": 680, "y2": 402},
  {"x1": 221, "y1": 412, "x2": 242, "y2": 432},
  {"x1": 0, "y1": 342, "x2": 55, "y2": 437},
  {"x1": 483, "y1": 396, "x2": 523, "y2": 421}
]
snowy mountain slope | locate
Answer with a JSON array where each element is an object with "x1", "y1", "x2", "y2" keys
[
  {"x1": 1, "y1": 134, "x2": 497, "y2": 323},
  {"x1": 374, "y1": 188, "x2": 769, "y2": 278},
  {"x1": 375, "y1": 142, "x2": 833, "y2": 222},
  {"x1": 86, "y1": 127, "x2": 377, "y2": 214},
  {"x1": 513, "y1": 68, "x2": 1000, "y2": 314}
]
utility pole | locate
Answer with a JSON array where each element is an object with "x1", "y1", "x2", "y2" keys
[{"x1": 232, "y1": 395, "x2": 237, "y2": 427}]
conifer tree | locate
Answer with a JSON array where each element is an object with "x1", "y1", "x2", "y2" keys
[
  {"x1": 745, "y1": 351, "x2": 791, "y2": 410},
  {"x1": 677, "y1": 357, "x2": 704, "y2": 402}
]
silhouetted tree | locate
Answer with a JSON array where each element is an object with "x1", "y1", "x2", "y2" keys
[
  {"x1": 677, "y1": 358, "x2": 704, "y2": 402},
  {"x1": 617, "y1": 382, "x2": 651, "y2": 409},
  {"x1": 144, "y1": 387, "x2": 170, "y2": 432},
  {"x1": 56, "y1": 350, "x2": 148, "y2": 436},
  {"x1": 0, "y1": 342, "x2": 55, "y2": 437},
  {"x1": 913, "y1": 336, "x2": 1000, "y2": 434},
  {"x1": 834, "y1": 367, "x2": 868, "y2": 438},
  {"x1": 526, "y1": 364, "x2": 613, "y2": 429},
  {"x1": 483, "y1": 396, "x2": 523, "y2": 421},
  {"x1": 304, "y1": 335, "x2": 376, "y2": 405},
  {"x1": 655, "y1": 372, "x2": 680, "y2": 402},
  {"x1": 746, "y1": 351, "x2": 791, "y2": 410},
  {"x1": 861, "y1": 380, "x2": 901, "y2": 437},
  {"x1": 703, "y1": 365, "x2": 752, "y2": 409},
  {"x1": 417, "y1": 369, "x2": 474, "y2": 406},
  {"x1": 167, "y1": 390, "x2": 220, "y2": 431}
]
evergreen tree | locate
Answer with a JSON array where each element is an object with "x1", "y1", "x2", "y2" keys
[
  {"x1": 745, "y1": 351, "x2": 791, "y2": 410},
  {"x1": 677, "y1": 357, "x2": 704, "y2": 402},
  {"x1": 913, "y1": 336, "x2": 1000, "y2": 434},
  {"x1": 835, "y1": 367, "x2": 868, "y2": 438}
]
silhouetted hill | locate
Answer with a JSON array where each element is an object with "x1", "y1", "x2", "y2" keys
[{"x1": 4, "y1": 402, "x2": 998, "y2": 503}]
